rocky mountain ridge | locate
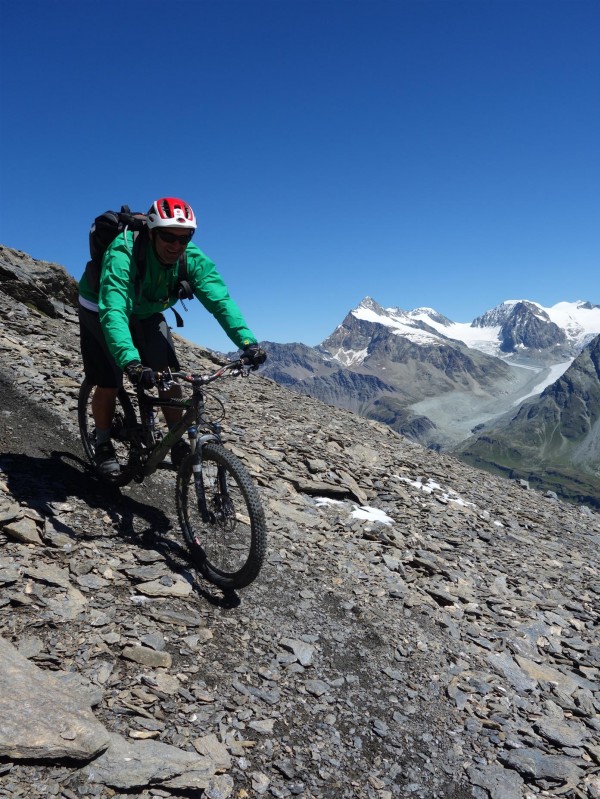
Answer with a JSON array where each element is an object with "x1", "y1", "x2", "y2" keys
[
  {"x1": 471, "y1": 300, "x2": 600, "y2": 356},
  {"x1": 0, "y1": 243, "x2": 599, "y2": 799}
]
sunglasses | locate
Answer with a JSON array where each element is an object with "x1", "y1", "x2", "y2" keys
[{"x1": 155, "y1": 229, "x2": 194, "y2": 246}]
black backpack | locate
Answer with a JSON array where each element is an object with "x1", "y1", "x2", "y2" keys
[{"x1": 84, "y1": 205, "x2": 194, "y2": 327}]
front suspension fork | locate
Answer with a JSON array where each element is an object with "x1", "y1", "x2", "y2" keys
[{"x1": 189, "y1": 428, "x2": 219, "y2": 523}]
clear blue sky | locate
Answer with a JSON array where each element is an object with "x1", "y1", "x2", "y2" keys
[{"x1": 1, "y1": 0, "x2": 599, "y2": 353}]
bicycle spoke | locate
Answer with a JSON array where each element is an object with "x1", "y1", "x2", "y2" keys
[{"x1": 176, "y1": 442, "x2": 267, "y2": 590}]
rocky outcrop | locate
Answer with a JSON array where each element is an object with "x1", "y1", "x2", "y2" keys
[
  {"x1": 0, "y1": 637, "x2": 109, "y2": 760},
  {"x1": 367, "y1": 397, "x2": 440, "y2": 446},
  {"x1": 0, "y1": 244, "x2": 599, "y2": 799},
  {"x1": 0, "y1": 244, "x2": 78, "y2": 317}
]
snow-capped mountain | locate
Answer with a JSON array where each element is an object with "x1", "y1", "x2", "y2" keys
[
  {"x1": 324, "y1": 297, "x2": 451, "y2": 366},
  {"x1": 472, "y1": 299, "x2": 600, "y2": 345},
  {"x1": 260, "y1": 296, "x2": 600, "y2": 454},
  {"x1": 332, "y1": 297, "x2": 600, "y2": 365}
]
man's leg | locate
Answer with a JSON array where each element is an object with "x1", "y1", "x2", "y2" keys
[
  {"x1": 131, "y1": 313, "x2": 189, "y2": 466},
  {"x1": 92, "y1": 386, "x2": 121, "y2": 475},
  {"x1": 79, "y1": 305, "x2": 122, "y2": 475},
  {"x1": 92, "y1": 386, "x2": 118, "y2": 431},
  {"x1": 159, "y1": 381, "x2": 183, "y2": 429}
]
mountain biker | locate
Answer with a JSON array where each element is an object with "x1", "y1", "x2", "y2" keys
[{"x1": 78, "y1": 196, "x2": 266, "y2": 477}]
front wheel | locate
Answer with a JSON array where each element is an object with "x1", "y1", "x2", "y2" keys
[
  {"x1": 77, "y1": 378, "x2": 138, "y2": 486},
  {"x1": 176, "y1": 442, "x2": 267, "y2": 590}
]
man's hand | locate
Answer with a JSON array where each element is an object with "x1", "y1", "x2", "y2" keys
[
  {"x1": 242, "y1": 343, "x2": 267, "y2": 370},
  {"x1": 125, "y1": 361, "x2": 156, "y2": 389}
]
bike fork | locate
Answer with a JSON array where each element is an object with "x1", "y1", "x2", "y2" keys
[
  {"x1": 188, "y1": 430, "x2": 213, "y2": 524},
  {"x1": 193, "y1": 461, "x2": 211, "y2": 524}
]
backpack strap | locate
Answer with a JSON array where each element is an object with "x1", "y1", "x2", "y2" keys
[
  {"x1": 132, "y1": 227, "x2": 148, "y2": 278},
  {"x1": 131, "y1": 227, "x2": 149, "y2": 302},
  {"x1": 177, "y1": 252, "x2": 194, "y2": 300},
  {"x1": 171, "y1": 252, "x2": 193, "y2": 327}
]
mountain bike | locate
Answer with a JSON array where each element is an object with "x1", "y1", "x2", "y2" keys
[{"x1": 78, "y1": 359, "x2": 267, "y2": 590}]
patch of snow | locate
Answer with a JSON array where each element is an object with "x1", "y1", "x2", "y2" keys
[
  {"x1": 350, "y1": 505, "x2": 394, "y2": 525},
  {"x1": 398, "y1": 476, "x2": 476, "y2": 508},
  {"x1": 314, "y1": 497, "x2": 345, "y2": 507},
  {"x1": 400, "y1": 309, "x2": 502, "y2": 354},
  {"x1": 314, "y1": 496, "x2": 394, "y2": 525},
  {"x1": 330, "y1": 346, "x2": 370, "y2": 366},
  {"x1": 445, "y1": 323, "x2": 502, "y2": 355},
  {"x1": 393, "y1": 328, "x2": 441, "y2": 345}
]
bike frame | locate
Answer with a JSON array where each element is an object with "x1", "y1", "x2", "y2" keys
[{"x1": 129, "y1": 362, "x2": 245, "y2": 480}]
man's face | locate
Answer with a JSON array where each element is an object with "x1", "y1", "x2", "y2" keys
[{"x1": 152, "y1": 227, "x2": 193, "y2": 265}]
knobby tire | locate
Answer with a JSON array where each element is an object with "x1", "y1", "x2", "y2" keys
[{"x1": 176, "y1": 442, "x2": 267, "y2": 590}]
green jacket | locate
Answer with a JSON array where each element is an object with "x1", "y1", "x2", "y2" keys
[{"x1": 79, "y1": 232, "x2": 257, "y2": 369}]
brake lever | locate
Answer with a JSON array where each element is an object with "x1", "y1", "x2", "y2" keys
[
  {"x1": 155, "y1": 368, "x2": 177, "y2": 391},
  {"x1": 232, "y1": 360, "x2": 253, "y2": 378}
]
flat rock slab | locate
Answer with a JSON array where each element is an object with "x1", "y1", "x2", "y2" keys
[
  {"x1": 0, "y1": 636, "x2": 109, "y2": 760},
  {"x1": 468, "y1": 763, "x2": 525, "y2": 799},
  {"x1": 82, "y1": 733, "x2": 216, "y2": 789},
  {"x1": 501, "y1": 747, "x2": 583, "y2": 786},
  {"x1": 135, "y1": 575, "x2": 192, "y2": 597}
]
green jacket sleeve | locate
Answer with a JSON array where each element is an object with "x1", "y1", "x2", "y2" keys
[
  {"x1": 186, "y1": 245, "x2": 258, "y2": 350},
  {"x1": 98, "y1": 233, "x2": 141, "y2": 369}
]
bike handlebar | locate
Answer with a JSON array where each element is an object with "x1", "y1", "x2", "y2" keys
[
  {"x1": 153, "y1": 359, "x2": 251, "y2": 389},
  {"x1": 128, "y1": 359, "x2": 254, "y2": 405}
]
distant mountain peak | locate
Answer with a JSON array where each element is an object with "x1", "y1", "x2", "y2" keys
[
  {"x1": 348, "y1": 300, "x2": 443, "y2": 350},
  {"x1": 472, "y1": 300, "x2": 548, "y2": 328},
  {"x1": 469, "y1": 299, "x2": 600, "y2": 353},
  {"x1": 357, "y1": 296, "x2": 385, "y2": 312},
  {"x1": 411, "y1": 306, "x2": 438, "y2": 315}
]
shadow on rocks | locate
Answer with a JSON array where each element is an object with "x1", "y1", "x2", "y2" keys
[
  {"x1": 0, "y1": 449, "x2": 242, "y2": 610},
  {"x1": 0, "y1": 449, "x2": 171, "y2": 538},
  {"x1": 131, "y1": 524, "x2": 242, "y2": 610}
]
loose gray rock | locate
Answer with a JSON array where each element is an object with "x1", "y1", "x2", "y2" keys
[{"x1": 468, "y1": 764, "x2": 525, "y2": 799}]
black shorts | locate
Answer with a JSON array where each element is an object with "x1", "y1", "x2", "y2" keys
[{"x1": 78, "y1": 305, "x2": 180, "y2": 387}]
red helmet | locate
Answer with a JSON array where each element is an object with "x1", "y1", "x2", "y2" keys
[{"x1": 147, "y1": 197, "x2": 197, "y2": 230}]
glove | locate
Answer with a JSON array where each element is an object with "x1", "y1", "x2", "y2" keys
[
  {"x1": 125, "y1": 361, "x2": 156, "y2": 389},
  {"x1": 242, "y1": 343, "x2": 267, "y2": 370}
]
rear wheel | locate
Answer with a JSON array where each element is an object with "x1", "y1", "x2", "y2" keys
[
  {"x1": 176, "y1": 442, "x2": 267, "y2": 590},
  {"x1": 78, "y1": 378, "x2": 138, "y2": 486}
]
